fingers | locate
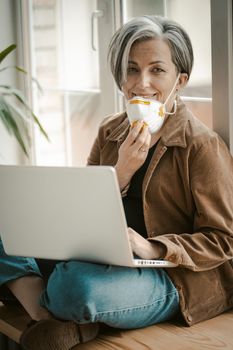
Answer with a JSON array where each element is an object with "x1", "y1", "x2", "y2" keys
[
  {"x1": 128, "y1": 227, "x2": 136, "y2": 249},
  {"x1": 125, "y1": 120, "x2": 145, "y2": 145},
  {"x1": 133, "y1": 123, "x2": 151, "y2": 153},
  {"x1": 117, "y1": 120, "x2": 151, "y2": 177},
  {"x1": 128, "y1": 227, "x2": 149, "y2": 258},
  {"x1": 144, "y1": 133, "x2": 151, "y2": 149},
  {"x1": 126, "y1": 121, "x2": 151, "y2": 150}
]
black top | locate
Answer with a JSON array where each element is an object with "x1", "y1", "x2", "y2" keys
[{"x1": 122, "y1": 143, "x2": 157, "y2": 239}]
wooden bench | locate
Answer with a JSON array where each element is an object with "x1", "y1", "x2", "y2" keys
[{"x1": 0, "y1": 302, "x2": 233, "y2": 349}]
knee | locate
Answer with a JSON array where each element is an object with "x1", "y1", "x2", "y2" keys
[{"x1": 40, "y1": 261, "x2": 98, "y2": 322}]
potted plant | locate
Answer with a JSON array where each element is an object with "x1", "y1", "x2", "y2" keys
[{"x1": 0, "y1": 44, "x2": 49, "y2": 158}]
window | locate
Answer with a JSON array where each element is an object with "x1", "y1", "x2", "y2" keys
[
  {"x1": 123, "y1": 0, "x2": 212, "y2": 129},
  {"x1": 24, "y1": 0, "x2": 232, "y2": 164}
]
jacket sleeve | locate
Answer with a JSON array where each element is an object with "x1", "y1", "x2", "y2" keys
[
  {"x1": 87, "y1": 136, "x2": 101, "y2": 165},
  {"x1": 149, "y1": 136, "x2": 233, "y2": 271},
  {"x1": 86, "y1": 114, "x2": 131, "y2": 197},
  {"x1": 87, "y1": 132, "x2": 130, "y2": 197},
  {"x1": 87, "y1": 114, "x2": 118, "y2": 166},
  {"x1": 86, "y1": 115, "x2": 110, "y2": 165}
]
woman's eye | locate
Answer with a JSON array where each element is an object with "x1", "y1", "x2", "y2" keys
[
  {"x1": 152, "y1": 67, "x2": 164, "y2": 73},
  {"x1": 127, "y1": 67, "x2": 138, "y2": 73}
]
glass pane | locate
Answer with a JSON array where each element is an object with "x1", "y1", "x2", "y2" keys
[
  {"x1": 166, "y1": 0, "x2": 212, "y2": 128},
  {"x1": 34, "y1": 90, "x2": 66, "y2": 165},
  {"x1": 123, "y1": 0, "x2": 165, "y2": 20},
  {"x1": 68, "y1": 91, "x2": 102, "y2": 165},
  {"x1": 60, "y1": 0, "x2": 99, "y2": 91},
  {"x1": 121, "y1": 0, "x2": 212, "y2": 129},
  {"x1": 31, "y1": 0, "x2": 101, "y2": 165},
  {"x1": 166, "y1": 0, "x2": 212, "y2": 99}
]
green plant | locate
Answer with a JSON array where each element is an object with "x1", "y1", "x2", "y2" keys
[{"x1": 0, "y1": 44, "x2": 49, "y2": 157}]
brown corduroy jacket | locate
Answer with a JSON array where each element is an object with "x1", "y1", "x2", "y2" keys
[{"x1": 87, "y1": 99, "x2": 233, "y2": 326}]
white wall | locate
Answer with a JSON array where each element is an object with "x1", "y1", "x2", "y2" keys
[{"x1": 0, "y1": 0, "x2": 25, "y2": 164}]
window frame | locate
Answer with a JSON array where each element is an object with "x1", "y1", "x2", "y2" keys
[{"x1": 211, "y1": 0, "x2": 233, "y2": 154}]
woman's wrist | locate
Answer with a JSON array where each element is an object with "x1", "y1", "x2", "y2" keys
[
  {"x1": 149, "y1": 241, "x2": 167, "y2": 259},
  {"x1": 115, "y1": 163, "x2": 132, "y2": 191}
]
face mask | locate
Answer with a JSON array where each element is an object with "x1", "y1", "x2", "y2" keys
[{"x1": 126, "y1": 74, "x2": 180, "y2": 134}]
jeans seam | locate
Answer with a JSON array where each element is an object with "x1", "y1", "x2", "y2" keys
[{"x1": 95, "y1": 290, "x2": 178, "y2": 317}]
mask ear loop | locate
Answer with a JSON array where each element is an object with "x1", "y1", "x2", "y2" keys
[
  {"x1": 164, "y1": 73, "x2": 180, "y2": 115},
  {"x1": 168, "y1": 99, "x2": 177, "y2": 115}
]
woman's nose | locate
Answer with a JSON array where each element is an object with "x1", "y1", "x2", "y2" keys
[{"x1": 135, "y1": 72, "x2": 151, "y2": 89}]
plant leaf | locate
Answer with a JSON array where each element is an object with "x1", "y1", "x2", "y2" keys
[
  {"x1": 0, "y1": 44, "x2": 49, "y2": 152},
  {"x1": 0, "y1": 86, "x2": 49, "y2": 141},
  {"x1": 0, "y1": 106, "x2": 13, "y2": 134},
  {"x1": 7, "y1": 101, "x2": 31, "y2": 144},
  {"x1": 0, "y1": 44, "x2": 16, "y2": 64},
  {"x1": 14, "y1": 66, "x2": 27, "y2": 74},
  {"x1": 0, "y1": 66, "x2": 26, "y2": 75},
  {"x1": 0, "y1": 95, "x2": 29, "y2": 156},
  {"x1": 0, "y1": 66, "x2": 43, "y2": 94},
  {"x1": 1, "y1": 85, "x2": 30, "y2": 106},
  {"x1": 16, "y1": 66, "x2": 43, "y2": 94}
]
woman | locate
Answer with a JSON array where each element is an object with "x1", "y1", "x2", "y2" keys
[{"x1": 1, "y1": 15, "x2": 233, "y2": 350}]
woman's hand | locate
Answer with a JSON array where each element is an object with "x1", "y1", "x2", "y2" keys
[
  {"x1": 115, "y1": 121, "x2": 151, "y2": 190},
  {"x1": 128, "y1": 227, "x2": 165, "y2": 260}
]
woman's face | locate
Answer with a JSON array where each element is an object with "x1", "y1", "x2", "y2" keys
[{"x1": 122, "y1": 38, "x2": 187, "y2": 112}]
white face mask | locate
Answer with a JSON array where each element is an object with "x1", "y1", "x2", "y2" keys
[{"x1": 126, "y1": 74, "x2": 180, "y2": 134}]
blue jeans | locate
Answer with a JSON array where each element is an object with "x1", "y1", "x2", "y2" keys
[
  {"x1": 0, "y1": 239, "x2": 41, "y2": 286},
  {"x1": 0, "y1": 239, "x2": 179, "y2": 329},
  {"x1": 40, "y1": 261, "x2": 179, "y2": 329}
]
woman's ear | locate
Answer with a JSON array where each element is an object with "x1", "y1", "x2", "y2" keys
[{"x1": 177, "y1": 73, "x2": 188, "y2": 90}]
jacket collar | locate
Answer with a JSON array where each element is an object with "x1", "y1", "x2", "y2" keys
[
  {"x1": 161, "y1": 99, "x2": 188, "y2": 148},
  {"x1": 107, "y1": 112, "x2": 130, "y2": 142},
  {"x1": 107, "y1": 98, "x2": 189, "y2": 148}
]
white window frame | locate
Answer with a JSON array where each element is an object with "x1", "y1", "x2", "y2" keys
[{"x1": 211, "y1": 0, "x2": 233, "y2": 154}]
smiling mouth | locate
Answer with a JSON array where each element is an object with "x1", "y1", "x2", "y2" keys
[{"x1": 132, "y1": 93, "x2": 158, "y2": 99}]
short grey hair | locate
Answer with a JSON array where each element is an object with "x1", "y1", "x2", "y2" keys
[{"x1": 108, "y1": 15, "x2": 193, "y2": 90}]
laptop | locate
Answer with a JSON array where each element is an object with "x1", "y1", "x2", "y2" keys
[{"x1": 0, "y1": 165, "x2": 177, "y2": 268}]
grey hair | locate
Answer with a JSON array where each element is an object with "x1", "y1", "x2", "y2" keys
[{"x1": 108, "y1": 15, "x2": 193, "y2": 90}]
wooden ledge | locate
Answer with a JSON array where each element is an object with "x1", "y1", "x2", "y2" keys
[
  {"x1": 0, "y1": 302, "x2": 31, "y2": 343},
  {"x1": 74, "y1": 310, "x2": 233, "y2": 350},
  {"x1": 0, "y1": 302, "x2": 233, "y2": 349}
]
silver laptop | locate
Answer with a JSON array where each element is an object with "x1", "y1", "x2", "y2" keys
[{"x1": 0, "y1": 165, "x2": 177, "y2": 268}]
